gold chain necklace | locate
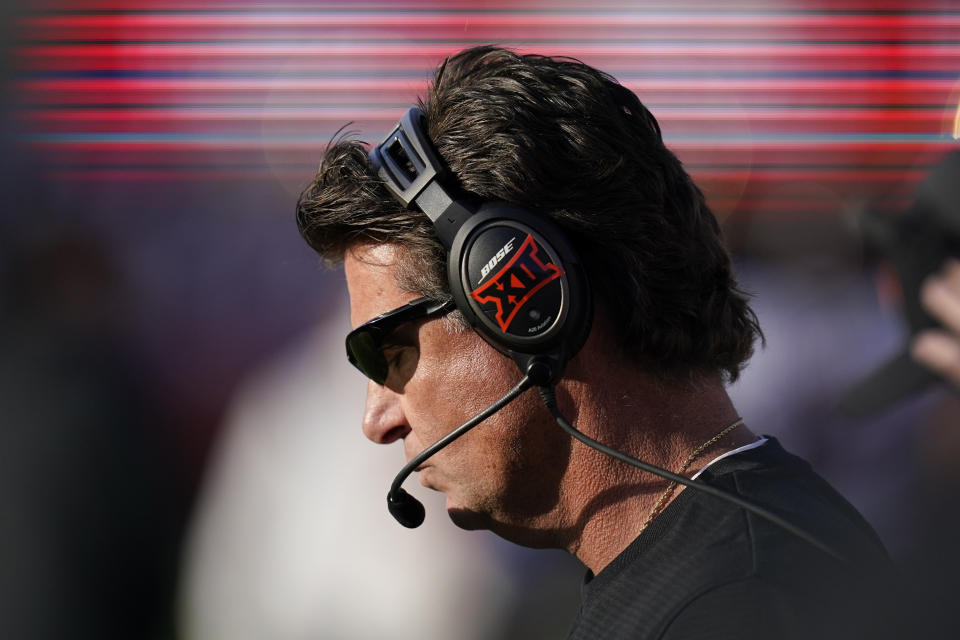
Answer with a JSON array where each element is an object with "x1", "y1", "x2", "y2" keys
[{"x1": 640, "y1": 416, "x2": 745, "y2": 532}]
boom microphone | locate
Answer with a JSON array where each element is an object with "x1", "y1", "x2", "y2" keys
[{"x1": 386, "y1": 374, "x2": 534, "y2": 527}]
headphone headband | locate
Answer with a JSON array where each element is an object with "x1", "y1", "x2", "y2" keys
[
  {"x1": 369, "y1": 108, "x2": 440, "y2": 208},
  {"x1": 369, "y1": 107, "x2": 472, "y2": 248}
]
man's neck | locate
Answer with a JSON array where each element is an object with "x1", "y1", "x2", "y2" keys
[{"x1": 555, "y1": 368, "x2": 755, "y2": 575}]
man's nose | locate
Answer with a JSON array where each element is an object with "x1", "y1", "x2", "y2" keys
[{"x1": 361, "y1": 380, "x2": 410, "y2": 444}]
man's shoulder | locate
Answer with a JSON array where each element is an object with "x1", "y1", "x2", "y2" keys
[
  {"x1": 657, "y1": 571, "x2": 891, "y2": 640},
  {"x1": 699, "y1": 436, "x2": 889, "y2": 565},
  {"x1": 567, "y1": 438, "x2": 896, "y2": 640}
]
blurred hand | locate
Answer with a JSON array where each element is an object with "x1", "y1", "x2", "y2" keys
[{"x1": 912, "y1": 259, "x2": 960, "y2": 388}]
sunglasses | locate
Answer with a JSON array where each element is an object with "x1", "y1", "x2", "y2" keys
[{"x1": 345, "y1": 296, "x2": 456, "y2": 385}]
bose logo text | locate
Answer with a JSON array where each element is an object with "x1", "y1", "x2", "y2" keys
[
  {"x1": 478, "y1": 237, "x2": 516, "y2": 282},
  {"x1": 471, "y1": 234, "x2": 563, "y2": 333}
]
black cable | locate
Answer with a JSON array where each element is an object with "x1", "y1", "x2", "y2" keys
[{"x1": 538, "y1": 386, "x2": 846, "y2": 563}]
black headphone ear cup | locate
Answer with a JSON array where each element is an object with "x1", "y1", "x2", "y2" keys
[{"x1": 447, "y1": 203, "x2": 592, "y2": 378}]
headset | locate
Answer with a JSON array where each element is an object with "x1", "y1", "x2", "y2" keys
[
  {"x1": 366, "y1": 107, "x2": 844, "y2": 563},
  {"x1": 368, "y1": 106, "x2": 592, "y2": 386}
]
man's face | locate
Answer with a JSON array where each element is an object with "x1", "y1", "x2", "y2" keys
[{"x1": 344, "y1": 243, "x2": 570, "y2": 537}]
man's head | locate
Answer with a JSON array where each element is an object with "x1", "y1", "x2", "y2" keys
[
  {"x1": 297, "y1": 45, "x2": 760, "y2": 384},
  {"x1": 296, "y1": 46, "x2": 762, "y2": 541}
]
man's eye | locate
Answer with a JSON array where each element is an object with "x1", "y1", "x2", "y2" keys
[
  {"x1": 383, "y1": 346, "x2": 404, "y2": 368},
  {"x1": 383, "y1": 344, "x2": 414, "y2": 371},
  {"x1": 381, "y1": 324, "x2": 420, "y2": 385}
]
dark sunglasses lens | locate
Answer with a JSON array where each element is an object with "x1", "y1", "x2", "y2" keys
[{"x1": 346, "y1": 330, "x2": 387, "y2": 385}]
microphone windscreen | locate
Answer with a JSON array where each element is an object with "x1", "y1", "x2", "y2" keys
[{"x1": 387, "y1": 489, "x2": 426, "y2": 528}]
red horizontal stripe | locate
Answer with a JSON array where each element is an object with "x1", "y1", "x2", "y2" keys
[
  {"x1": 21, "y1": 13, "x2": 960, "y2": 43},
  {"x1": 35, "y1": 1, "x2": 960, "y2": 12},
  {"x1": 17, "y1": 106, "x2": 951, "y2": 120},
  {"x1": 17, "y1": 113, "x2": 954, "y2": 137},
  {"x1": 25, "y1": 13, "x2": 960, "y2": 29},
  {"x1": 15, "y1": 78, "x2": 956, "y2": 92},
  {"x1": 38, "y1": 166, "x2": 927, "y2": 181},
  {"x1": 16, "y1": 47, "x2": 959, "y2": 73},
  {"x1": 19, "y1": 43, "x2": 960, "y2": 58},
  {"x1": 28, "y1": 151, "x2": 950, "y2": 173},
  {"x1": 30, "y1": 139, "x2": 947, "y2": 150},
  {"x1": 15, "y1": 78, "x2": 957, "y2": 108}
]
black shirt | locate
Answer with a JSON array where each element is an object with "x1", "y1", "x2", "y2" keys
[{"x1": 566, "y1": 437, "x2": 896, "y2": 640}]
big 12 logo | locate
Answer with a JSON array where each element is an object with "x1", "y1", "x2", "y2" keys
[{"x1": 470, "y1": 234, "x2": 564, "y2": 334}]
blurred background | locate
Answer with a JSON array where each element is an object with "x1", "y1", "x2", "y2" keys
[{"x1": 1, "y1": 0, "x2": 958, "y2": 638}]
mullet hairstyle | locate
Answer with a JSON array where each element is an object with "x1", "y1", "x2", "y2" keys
[{"x1": 297, "y1": 45, "x2": 762, "y2": 382}]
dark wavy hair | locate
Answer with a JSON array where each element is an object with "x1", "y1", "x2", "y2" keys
[{"x1": 297, "y1": 45, "x2": 761, "y2": 382}]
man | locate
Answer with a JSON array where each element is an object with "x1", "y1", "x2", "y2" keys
[{"x1": 296, "y1": 46, "x2": 894, "y2": 639}]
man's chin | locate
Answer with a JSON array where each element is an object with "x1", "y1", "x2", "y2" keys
[
  {"x1": 448, "y1": 505, "x2": 560, "y2": 550},
  {"x1": 446, "y1": 506, "x2": 491, "y2": 531}
]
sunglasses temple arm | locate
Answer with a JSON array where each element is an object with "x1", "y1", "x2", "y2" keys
[{"x1": 386, "y1": 373, "x2": 535, "y2": 527}]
